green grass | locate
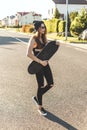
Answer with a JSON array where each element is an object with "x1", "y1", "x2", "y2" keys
[{"x1": 47, "y1": 33, "x2": 87, "y2": 44}]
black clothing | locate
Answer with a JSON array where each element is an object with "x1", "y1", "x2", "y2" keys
[
  {"x1": 33, "y1": 38, "x2": 45, "y2": 55},
  {"x1": 36, "y1": 64, "x2": 54, "y2": 105},
  {"x1": 33, "y1": 38, "x2": 54, "y2": 105}
]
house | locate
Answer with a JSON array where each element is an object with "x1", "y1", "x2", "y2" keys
[
  {"x1": 1, "y1": 12, "x2": 42, "y2": 27},
  {"x1": 1, "y1": 15, "x2": 18, "y2": 27},
  {"x1": 9, "y1": 15, "x2": 18, "y2": 26},
  {"x1": 1, "y1": 17, "x2": 9, "y2": 26},
  {"x1": 17, "y1": 12, "x2": 42, "y2": 26},
  {"x1": 52, "y1": 0, "x2": 87, "y2": 18}
]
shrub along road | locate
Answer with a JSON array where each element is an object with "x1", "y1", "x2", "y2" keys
[{"x1": 0, "y1": 29, "x2": 87, "y2": 130}]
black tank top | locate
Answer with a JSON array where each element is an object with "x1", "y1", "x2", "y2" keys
[{"x1": 33, "y1": 38, "x2": 45, "y2": 56}]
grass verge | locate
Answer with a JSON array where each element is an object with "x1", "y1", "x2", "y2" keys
[{"x1": 47, "y1": 33, "x2": 87, "y2": 44}]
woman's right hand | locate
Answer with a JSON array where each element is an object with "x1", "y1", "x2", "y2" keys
[{"x1": 40, "y1": 60, "x2": 48, "y2": 66}]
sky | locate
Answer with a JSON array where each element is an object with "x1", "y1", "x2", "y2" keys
[{"x1": 0, "y1": 0, "x2": 55, "y2": 19}]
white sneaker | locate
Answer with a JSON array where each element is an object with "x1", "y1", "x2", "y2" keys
[{"x1": 38, "y1": 107, "x2": 47, "y2": 116}]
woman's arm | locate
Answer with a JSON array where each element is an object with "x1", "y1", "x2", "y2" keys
[
  {"x1": 26, "y1": 36, "x2": 40, "y2": 63},
  {"x1": 26, "y1": 36, "x2": 47, "y2": 66}
]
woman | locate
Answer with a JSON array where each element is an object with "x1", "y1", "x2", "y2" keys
[{"x1": 26, "y1": 21, "x2": 54, "y2": 116}]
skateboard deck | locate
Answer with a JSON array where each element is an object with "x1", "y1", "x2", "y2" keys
[{"x1": 28, "y1": 40, "x2": 59, "y2": 74}]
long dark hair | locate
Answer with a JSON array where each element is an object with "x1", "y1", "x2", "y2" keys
[{"x1": 34, "y1": 21, "x2": 47, "y2": 44}]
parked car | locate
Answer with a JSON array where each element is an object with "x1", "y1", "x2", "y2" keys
[{"x1": 78, "y1": 29, "x2": 87, "y2": 40}]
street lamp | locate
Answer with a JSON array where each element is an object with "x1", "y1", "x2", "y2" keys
[{"x1": 65, "y1": 0, "x2": 68, "y2": 40}]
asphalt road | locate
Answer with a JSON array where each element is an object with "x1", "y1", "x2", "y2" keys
[{"x1": 0, "y1": 29, "x2": 87, "y2": 130}]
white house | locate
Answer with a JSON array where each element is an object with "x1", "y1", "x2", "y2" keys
[
  {"x1": 1, "y1": 17, "x2": 9, "y2": 26},
  {"x1": 1, "y1": 14, "x2": 18, "y2": 27},
  {"x1": 17, "y1": 12, "x2": 42, "y2": 26},
  {"x1": 1, "y1": 12, "x2": 42, "y2": 27},
  {"x1": 52, "y1": 0, "x2": 87, "y2": 18},
  {"x1": 8, "y1": 15, "x2": 18, "y2": 26}
]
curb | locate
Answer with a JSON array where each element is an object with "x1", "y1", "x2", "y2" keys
[{"x1": 47, "y1": 37, "x2": 87, "y2": 51}]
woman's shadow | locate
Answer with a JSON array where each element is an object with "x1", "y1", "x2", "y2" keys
[{"x1": 44, "y1": 110, "x2": 78, "y2": 130}]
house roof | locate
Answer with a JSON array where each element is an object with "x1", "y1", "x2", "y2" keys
[
  {"x1": 17, "y1": 12, "x2": 29, "y2": 16},
  {"x1": 10, "y1": 15, "x2": 15, "y2": 19},
  {"x1": 17, "y1": 12, "x2": 42, "y2": 17},
  {"x1": 33, "y1": 13, "x2": 42, "y2": 16},
  {"x1": 52, "y1": 0, "x2": 87, "y2": 4}
]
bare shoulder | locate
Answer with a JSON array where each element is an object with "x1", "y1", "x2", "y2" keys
[
  {"x1": 29, "y1": 35, "x2": 35, "y2": 43},
  {"x1": 28, "y1": 35, "x2": 36, "y2": 46}
]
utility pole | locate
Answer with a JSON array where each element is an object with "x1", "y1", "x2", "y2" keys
[{"x1": 65, "y1": 0, "x2": 68, "y2": 40}]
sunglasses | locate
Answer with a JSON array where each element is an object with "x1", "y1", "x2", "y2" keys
[{"x1": 41, "y1": 26, "x2": 45, "y2": 29}]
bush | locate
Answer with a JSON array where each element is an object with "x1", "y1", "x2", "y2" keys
[
  {"x1": 70, "y1": 8, "x2": 87, "y2": 36},
  {"x1": 58, "y1": 20, "x2": 66, "y2": 36},
  {"x1": 21, "y1": 24, "x2": 34, "y2": 33},
  {"x1": 44, "y1": 18, "x2": 60, "y2": 33},
  {"x1": 29, "y1": 27, "x2": 34, "y2": 33},
  {"x1": 70, "y1": 17, "x2": 86, "y2": 36}
]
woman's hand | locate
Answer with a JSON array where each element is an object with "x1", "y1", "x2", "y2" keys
[{"x1": 40, "y1": 60, "x2": 48, "y2": 66}]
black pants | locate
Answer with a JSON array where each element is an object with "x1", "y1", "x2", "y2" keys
[{"x1": 35, "y1": 64, "x2": 54, "y2": 105}]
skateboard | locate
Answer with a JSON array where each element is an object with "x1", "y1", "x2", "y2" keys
[{"x1": 28, "y1": 40, "x2": 60, "y2": 74}]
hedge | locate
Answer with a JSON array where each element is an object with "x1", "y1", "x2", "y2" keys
[{"x1": 43, "y1": 18, "x2": 60, "y2": 33}]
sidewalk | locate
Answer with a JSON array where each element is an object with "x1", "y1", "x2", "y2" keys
[
  {"x1": 66, "y1": 42, "x2": 87, "y2": 50},
  {"x1": 47, "y1": 37, "x2": 87, "y2": 51}
]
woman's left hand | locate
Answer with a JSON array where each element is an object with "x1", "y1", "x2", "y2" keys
[{"x1": 40, "y1": 60, "x2": 48, "y2": 66}]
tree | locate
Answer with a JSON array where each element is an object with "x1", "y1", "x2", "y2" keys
[
  {"x1": 79, "y1": 8, "x2": 87, "y2": 28},
  {"x1": 70, "y1": 8, "x2": 87, "y2": 36},
  {"x1": 69, "y1": 11, "x2": 78, "y2": 22},
  {"x1": 53, "y1": 8, "x2": 60, "y2": 19}
]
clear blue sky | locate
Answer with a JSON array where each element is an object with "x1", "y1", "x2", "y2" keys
[{"x1": 0, "y1": 0, "x2": 55, "y2": 19}]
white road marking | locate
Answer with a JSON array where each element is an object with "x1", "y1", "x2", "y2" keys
[
  {"x1": 4, "y1": 31, "x2": 28, "y2": 45},
  {"x1": 15, "y1": 37, "x2": 28, "y2": 45}
]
